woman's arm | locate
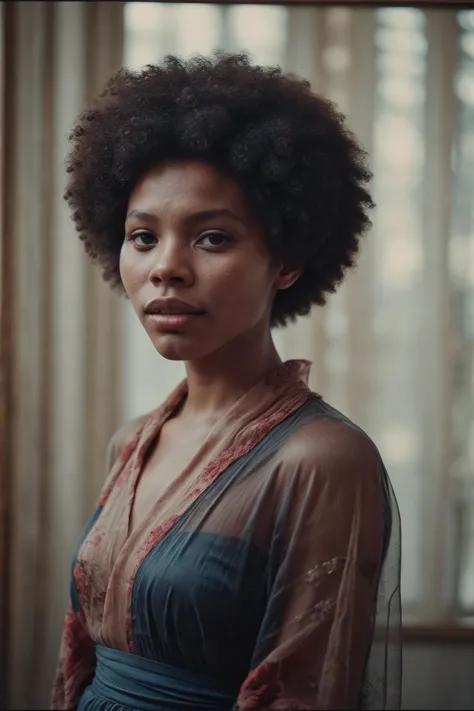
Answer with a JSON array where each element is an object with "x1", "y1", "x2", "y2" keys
[
  {"x1": 236, "y1": 419, "x2": 389, "y2": 710},
  {"x1": 51, "y1": 605, "x2": 96, "y2": 710}
]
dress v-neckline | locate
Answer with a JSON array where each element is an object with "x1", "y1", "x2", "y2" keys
[
  {"x1": 122, "y1": 359, "x2": 314, "y2": 548},
  {"x1": 125, "y1": 393, "x2": 227, "y2": 540}
]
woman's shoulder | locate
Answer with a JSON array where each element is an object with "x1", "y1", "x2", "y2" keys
[
  {"x1": 269, "y1": 401, "x2": 390, "y2": 548},
  {"x1": 275, "y1": 398, "x2": 384, "y2": 491}
]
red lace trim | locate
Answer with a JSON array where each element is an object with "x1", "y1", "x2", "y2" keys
[{"x1": 97, "y1": 428, "x2": 144, "y2": 507}]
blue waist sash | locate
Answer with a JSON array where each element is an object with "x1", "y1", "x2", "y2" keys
[{"x1": 83, "y1": 644, "x2": 239, "y2": 711}]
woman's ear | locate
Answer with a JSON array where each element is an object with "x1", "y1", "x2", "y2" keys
[{"x1": 274, "y1": 263, "x2": 303, "y2": 292}]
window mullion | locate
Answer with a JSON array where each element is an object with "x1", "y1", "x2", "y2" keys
[{"x1": 420, "y1": 8, "x2": 458, "y2": 618}]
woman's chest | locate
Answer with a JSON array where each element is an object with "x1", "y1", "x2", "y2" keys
[
  {"x1": 131, "y1": 530, "x2": 270, "y2": 676},
  {"x1": 129, "y1": 420, "x2": 213, "y2": 535}
]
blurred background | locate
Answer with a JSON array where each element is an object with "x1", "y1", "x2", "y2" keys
[{"x1": 1, "y1": 1, "x2": 474, "y2": 708}]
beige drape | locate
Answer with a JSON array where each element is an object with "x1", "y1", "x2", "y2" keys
[{"x1": 0, "y1": 2, "x2": 124, "y2": 708}]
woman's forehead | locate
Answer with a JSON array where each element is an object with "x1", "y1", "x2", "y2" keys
[{"x1": 128, "y1": 160, "x2": 252, "y2": 218}]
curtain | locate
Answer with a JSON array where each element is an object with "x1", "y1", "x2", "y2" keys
[{"x1": 0, "y1": 3, "x2": 124, "y2": 708}]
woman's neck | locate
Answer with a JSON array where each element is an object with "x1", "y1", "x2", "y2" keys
[{"x1": 178, "y1": 333, "x2": 282, "y2": 425}]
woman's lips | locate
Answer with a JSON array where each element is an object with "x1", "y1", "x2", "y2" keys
[{"x1": 145, "y1": 312, "x2": 206, "y2": 329}]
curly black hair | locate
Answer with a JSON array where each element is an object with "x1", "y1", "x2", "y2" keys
[{"x1": 65, "y1": 51, "x2": 375, "y2": 328}]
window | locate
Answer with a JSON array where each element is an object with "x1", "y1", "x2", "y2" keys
[
  {"x1": 123, "y1": 3, "x2": 474, "y2": 621},
  {"x1": 370, "y1": 7, "x2": 427, "y2": 607}
]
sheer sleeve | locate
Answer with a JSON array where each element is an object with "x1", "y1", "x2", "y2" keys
[
  {"x1": 236, "y1": 418, "x2": 399, "y2": 711},
  {"x1": 50, "y1": 604, "x2": 96, "y2": 710},
  {"x1": 51, "y1": 416, "x2": 147, "y2": 709}
]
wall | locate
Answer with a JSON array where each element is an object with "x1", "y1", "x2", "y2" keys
[{"x1": 403, "y1": 641, "x2": 474, "y2": 709}]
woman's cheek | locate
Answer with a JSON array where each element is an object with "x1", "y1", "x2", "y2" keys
[{"x1": 120, "y1": 248, "x2": 146, "y2": 295}]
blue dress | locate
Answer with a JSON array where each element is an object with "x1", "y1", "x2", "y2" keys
[{"x1": 77, "y1": 532, "x2": 268, "y2": 711}]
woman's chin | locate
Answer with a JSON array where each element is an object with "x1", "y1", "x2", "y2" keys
[{"x1": 151, "y1": 334, "x2": 209, "y2": 362}]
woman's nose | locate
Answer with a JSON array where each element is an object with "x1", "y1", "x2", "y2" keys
[{"x1": 148, "y1": 239, "x2": 193, "y2": 285}]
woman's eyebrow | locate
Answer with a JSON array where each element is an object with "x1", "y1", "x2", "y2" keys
[
  {"x1": 126, "y1": 208, "x2": 245, "y2": 226},
  {"x1": 186, "y1": 208, "x2": 245, "y2": 226},
  {"x1": 125, "y1": 209, "x2": 157, "y2": 223}
]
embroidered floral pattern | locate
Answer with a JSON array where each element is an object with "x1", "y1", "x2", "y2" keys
[
  {"x1": 238, "y1": 662, "x2": 284, "y2": 709},
  {"x1": 73, "y1": 557, "x2": 108, "y2": 624},
  {"x1": 295, "y1": 597, "x2": 336, "y2": 624},
  {"x1": 96, "y1": 379, "x2": 188, "y2": 508},
  {"x1": 303, "y1": 556, "x2": 346, "y2": 586},
  {"x1": 98, "y1": 429, "x2": 143, "y2": 507},
  {"x1": 263, "y1": 359, "x2": 313, "y2": 390},
  {"x1": 113, "y1": 429, "x2": 148, "y2": 492},
  {"x1": 86, "y1": 522, "x2": 105, "y2": 549},
  {"x1": 51, "y1": 605, "x2": 95, "y2": 710},
  {"x1": 136, "y1": 515, "x2": 180, "y2": 560},
  {"x1": 238, "y1": 661, "x2": 314, "y2": 710},
  {"x1": 189, "y1": 389, "x2": 315, "y2": 496}
]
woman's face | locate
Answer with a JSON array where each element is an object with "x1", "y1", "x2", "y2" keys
[{"x1": 121, "y1": 160, "x2": 296, "y2": 362}]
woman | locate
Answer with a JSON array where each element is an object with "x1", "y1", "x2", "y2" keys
[{"x1": 52, "y1": 53, "x2": 401, "y2": 711}]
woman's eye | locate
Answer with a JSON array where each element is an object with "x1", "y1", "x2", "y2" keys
[
  {"x1": 127, "y1": 230, "x2": 230, "y2": 250},
  {"x1": 131, "y1": 231, "x2": 156, "y2": 248},
  {"x1": 198, "y1": 232, "x2": 231, "y2": 248}
]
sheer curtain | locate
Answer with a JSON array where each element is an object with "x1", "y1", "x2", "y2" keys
[
  {"x1": 122, "y1": 3, "x2": 474, "y2": 622},
  {"x1": 1, "y1": 4, "x2": 124, "y2": 708}
]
